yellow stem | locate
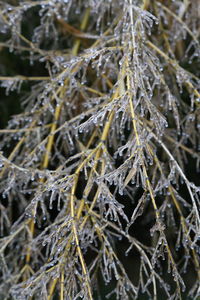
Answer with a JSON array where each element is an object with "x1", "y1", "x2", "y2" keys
[{"x1": 60, "y1": 270, "x2": 64, "y2": 300}]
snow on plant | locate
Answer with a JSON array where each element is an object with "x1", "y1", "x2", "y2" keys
[{"x1": 0, "y1": 0, "x2": 200, "y2": 299}]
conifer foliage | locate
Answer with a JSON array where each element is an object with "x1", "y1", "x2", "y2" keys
[{"x1": 0, "y1": 0, "x2": 200, "y2": 299}]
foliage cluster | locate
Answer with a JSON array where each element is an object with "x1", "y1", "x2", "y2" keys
[{"x1": 0, "y1": 0, "x2": 200, "y2": 299}]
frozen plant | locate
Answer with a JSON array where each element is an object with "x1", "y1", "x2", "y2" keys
[{"x1": 0, "y1": 0, "x2": 200, "y2": 299}]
